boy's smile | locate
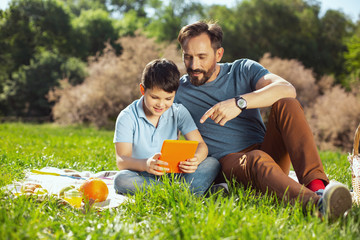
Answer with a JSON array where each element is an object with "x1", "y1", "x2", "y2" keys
[{"x1": 142, "y1": 86, "x2": 176, "y2": 122}]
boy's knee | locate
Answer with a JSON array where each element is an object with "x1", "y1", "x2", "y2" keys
[
  {"x1": 114, "y1": 170, "x2": 135, "y2": 193},
  {"x1": 202, "y1": 156, "x2": 220, "y2": 167},
  {"x1": 114, "y1": 170, "x2": 133, "y2": 181},
  {"x1": 199, "y1": 156, "x2": 221, "y2": 175}
]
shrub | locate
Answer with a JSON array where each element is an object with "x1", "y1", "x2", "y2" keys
[
  {"x1": 50, "y1": 35, "x2": 184, "y2": 128},
  {"x1": 316, "y1": 74, "x2": 335, "y2": 94},
  {"x1": 259, "y1": 53, "x2": 318, "y2": 108},
  {"x1": 306, "y1": 86, "x2": 360, "y2": 152}
]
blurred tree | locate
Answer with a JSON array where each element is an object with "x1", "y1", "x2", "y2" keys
[
  {"x1": 343, "y1": 21, "x2": 360, "y2": 90},
  {"x1": 110, "y1": 0, "x2": 147, "y2": 17},
  {"x1": 4, "y1": 0, "x2": 73, "y2": 56},
  {"x1": 0, "y1": 0, "x2": 84, "y2": 80},
  {"x1": 208, "y1": 1, "x2": 313, "y2": 64},
  {"x1": 1, "y1": 51, "x2": 63, "y2": 116},
  {"x1": 0, "y1": 51, "x2": 86, "y2": 116},
  {"x1": 0, "y1": 0, "x2": 74, "y2": 116},
  {"x1": 72, "y1": 9, "x2": 121, "y2": 59},
  {"x1": 0, "y1": 0, "x2": 104, "y2": 116},
  {"x1": 145, "y1": 0, "x2": 203, "y2": 42},
  {"x1": 114, "y1": 9, "x2": 148, "y2": 36},
  {"x1": 61, "y1": 0, "x2": 150, "y2": 38},
  {"x1": 60, "y1": 57, "x2": 88, "y2": 85},
  {"x1": 60, "y1": 0, "x2": 108, "y2": 16},
  {"x1": 317, "y1": 9, "x2": 352, "y2": 77},
  {"x1": 206, "y1": 0, "x2": 353, "y2": 78},
  {"x1": 0, "y1": 0, "x2": 121, "y2": 69}
]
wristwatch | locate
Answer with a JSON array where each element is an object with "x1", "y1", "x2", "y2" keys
[{"x1": 235, "y1": 96, "x2": 247, "y2": 110}]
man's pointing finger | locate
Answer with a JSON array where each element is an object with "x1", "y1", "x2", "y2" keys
[{"x1": 200, "y1": 108, "x2": 215, "y2": 123}]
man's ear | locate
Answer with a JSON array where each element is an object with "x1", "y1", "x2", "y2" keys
[
  {"x1": 139, "y1": 84, "x2": 145, "y2": 95},
  {"x1": 216, "y1": 47, "x2": 224, "y2": 62}
]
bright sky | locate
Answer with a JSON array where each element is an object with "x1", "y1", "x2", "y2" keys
[{"x1": 0, "y1": 0, "x2": 359, "y2": 21}]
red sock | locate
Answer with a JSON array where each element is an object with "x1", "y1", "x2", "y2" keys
[{"x1": 306, "y1": 179, "x2": 325, "y2": 192}]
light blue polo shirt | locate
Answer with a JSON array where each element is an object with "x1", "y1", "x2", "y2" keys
[{"x1": 113, "y1": 97, "x2": 198, "y2": 159}]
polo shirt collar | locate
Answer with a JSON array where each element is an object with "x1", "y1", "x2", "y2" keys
[{"x1": 136, "y1": 96, "x2": 147, "y2": 119}]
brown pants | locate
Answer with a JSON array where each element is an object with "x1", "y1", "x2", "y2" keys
[{"x1": 219, "y1": 98, "x2": 329, "y2": 208}]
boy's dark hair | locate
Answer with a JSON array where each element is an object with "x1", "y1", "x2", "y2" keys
[
  {"x1": 177, "y1": 20, "x2": 223, "y2": 51},
  {"x1": 141, "y1": 59, "x2": 180, "y2": 93}
]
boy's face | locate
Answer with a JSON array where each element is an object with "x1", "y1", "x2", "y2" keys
[{"x1": 142, "y1": 86, "x2": 176, "y2": 118}]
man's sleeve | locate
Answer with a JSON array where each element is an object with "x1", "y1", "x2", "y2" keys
[{"x1": 244, "y1": 59, "x2": 270, "y2": 91}]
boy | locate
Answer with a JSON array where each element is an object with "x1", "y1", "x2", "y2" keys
[{"x1": 113, "y1": 58, "x2": 220, "y2": 195}]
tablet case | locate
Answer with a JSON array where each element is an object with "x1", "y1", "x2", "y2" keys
[{"x1": 159, "y1": 140, "x2": 199, "y2": 173}]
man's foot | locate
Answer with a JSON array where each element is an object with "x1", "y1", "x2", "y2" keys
[
  {"x1": 317, "y1": 182, "x2": 352, "y2": 221},
  {"x1": 307, "y1": 179, "x2": 326, "y2": 192}
]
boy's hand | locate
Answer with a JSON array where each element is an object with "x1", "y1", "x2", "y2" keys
[
  {"x1": 146, "y1": 153, "x2": 169, "y2": 175},
  {"x1": 179, "y1": 157, "x2": 200, "y2": 173}
]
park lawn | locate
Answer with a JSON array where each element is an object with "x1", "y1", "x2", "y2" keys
[{"x1": 0, "y1": 123, "x2": 360, "y2": 239}]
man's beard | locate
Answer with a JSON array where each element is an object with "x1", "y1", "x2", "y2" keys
[{"x1": 187, "y1": 63, "x2": 217, "y2": 86}]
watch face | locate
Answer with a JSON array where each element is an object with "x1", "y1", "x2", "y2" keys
[{"x1": 237, "y1": 99, "x2": 247, "y2": 109}]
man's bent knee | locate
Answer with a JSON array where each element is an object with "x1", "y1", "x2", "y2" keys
[{"x1": 273, "y1": 97, "x2": 302, "y2": 109}]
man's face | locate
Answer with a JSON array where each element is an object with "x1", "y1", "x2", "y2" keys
[{"x1": 181, "y1": 33, "x2": 223, "y2": 86}]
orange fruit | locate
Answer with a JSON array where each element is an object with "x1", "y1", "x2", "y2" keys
[{"x1": 79, "y1": 178, "x2": 109, "y2": 202}]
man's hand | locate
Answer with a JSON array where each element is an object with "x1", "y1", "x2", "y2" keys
[
  {"x1": 146, "y1": 153, "x2": 169, "y2": 175},
  {"x1": 200, "y1": 98, "x2": 241, "y2": 126},
  {"x1": 179, "y1": 156, "x2": 201, "y2": 173}
]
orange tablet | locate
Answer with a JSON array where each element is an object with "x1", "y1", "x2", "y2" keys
[{"x1": 159, "y1": 140, "x2": 199, "y2": 173}]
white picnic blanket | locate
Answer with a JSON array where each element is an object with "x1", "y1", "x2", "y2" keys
[
  {"x1": 5, "y1": 167, "x2": 128, "y2": 209},
  {"x1": 4, "y1": 167, "x2": 316, "y2": 209}
]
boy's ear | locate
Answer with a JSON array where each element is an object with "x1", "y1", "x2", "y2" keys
[{"x1": 139, "y1": 84, "x2": 145, "y2": 95}]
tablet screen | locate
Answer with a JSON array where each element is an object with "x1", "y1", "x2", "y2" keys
[{"x1": 159, "y1": 140, "x2": 199, "y2": 173}]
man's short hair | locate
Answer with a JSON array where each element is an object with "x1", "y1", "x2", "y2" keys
[
  {"x1": 177, "y1": 21, "x2": 223, "y2": 50},
  {"x1": 141, "y1": 59, "x2": 180, "y2": 93}
]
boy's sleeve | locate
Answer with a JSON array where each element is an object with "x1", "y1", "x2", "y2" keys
[
  {"x1": 113, "y1": 111, "x2": 135, "y2": 143},
  {"x1": 176, "y1": 104, "x2": 198, "y2": 135}
]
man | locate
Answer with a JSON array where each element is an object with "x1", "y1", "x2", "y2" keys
[{"x1": 174, "y1": 20, "x2": 352, "y2": 220}]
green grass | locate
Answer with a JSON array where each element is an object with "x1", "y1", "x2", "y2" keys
[{"x1": 1, "y1": 123, "x2": 360, "y2": 239}]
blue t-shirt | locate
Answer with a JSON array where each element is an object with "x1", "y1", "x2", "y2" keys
[
  {"x1": 113, "y1": 96, "x2": 198, "y2": 159},
  {"x1": 175, "y1": 59, "x2": 269, "y2": 159}
]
